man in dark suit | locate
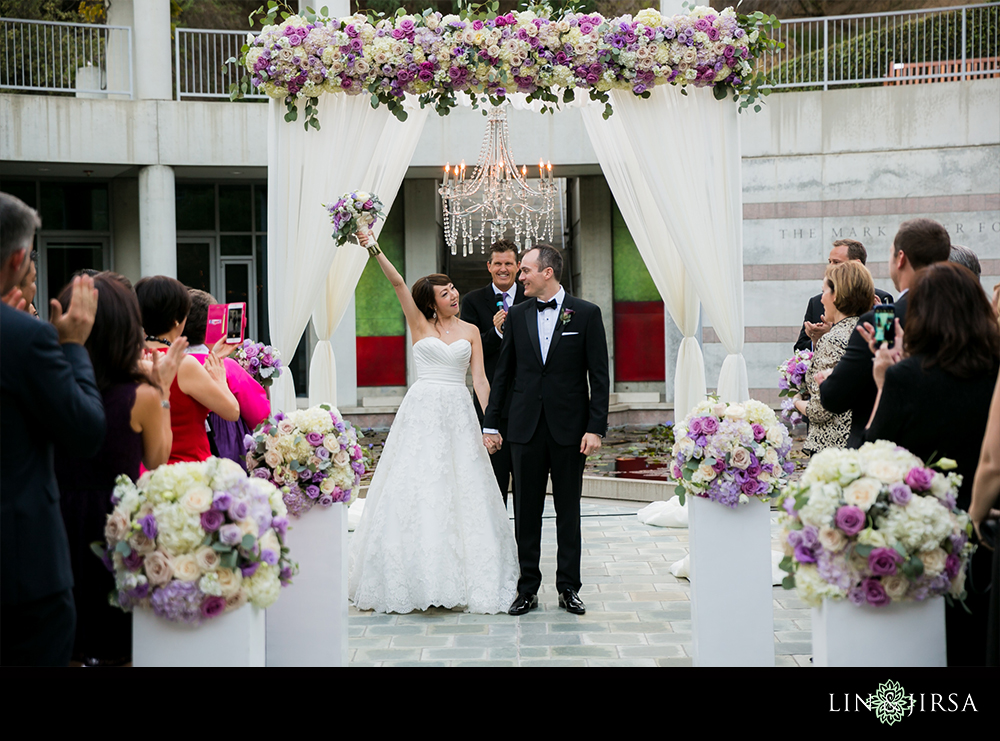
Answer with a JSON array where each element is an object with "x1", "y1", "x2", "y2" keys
[
  {"x1": 819, "y1": 219, "x2": 952, "y2": 447},
  {"x1": 0, "y1": 192, "x2": 106, "y2": 666},
  {"x1": 483, "y1": 245, "x2": 610, "y2": 616},
  {"x1": 794, "y1": 238, "x2": 893, "y2": 352},
  {"x1": 460, "y1": 239, "x2": 526, "y2": 509}
]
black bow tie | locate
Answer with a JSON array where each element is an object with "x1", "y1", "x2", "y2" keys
[{"x1": 537, "y1": 299, "x2": 558, "y2": 311}]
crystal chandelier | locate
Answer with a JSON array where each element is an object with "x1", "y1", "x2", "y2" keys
[{"x1": 439, "y1": 104, "x2": 557, "y2": 257}]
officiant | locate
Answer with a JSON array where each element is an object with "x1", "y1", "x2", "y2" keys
[{"x1": 461, "y1": 239, "x2": 527, "y2": 510}]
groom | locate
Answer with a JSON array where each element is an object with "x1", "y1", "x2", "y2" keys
[{"x1": 483, "y1": 244, "x2": 609, "y2": 616}]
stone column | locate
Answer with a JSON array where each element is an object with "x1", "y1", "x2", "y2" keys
[
  {"x1": 571, "y1": 175, "x2": 615, "y2": 387},
  {"x1": 111, "y1": 178, "x2": 141, "y2": 284},
  {"x1": 108, "y1": 0, "x2": 172, "y2": 101},
  {"x1": 660, "y1": 1, "x2": 687, "y2": 15},
  {"x1": 138, "y1": 165, "x2": 177, "y2": 278},
  {"x1": 403, "y1": 179, "x2": 440, "y2": 387},
  {"x1": 331, "y1": 295, "x2": 359, "y2": 408}
]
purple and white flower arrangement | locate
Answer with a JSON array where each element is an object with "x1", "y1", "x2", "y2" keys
[
  {"x1": 670, "y1": 398, "x2": 793, "y2": 508},
  {"x1": 325, "y1": 191, "x2": 384, "y2": 246},
  {"x1": 776, "y1": 441, "x2": 974, "y2": 609},
  {"x1": 236, "y1": 6, "x2": 780, "y2": 126},
  {"x1": 245, "y1": 404, "x2": 367, "y2": 517},
  {"x1": 777, "y1": 348, "x2": 812, "y2": 426},
  {"x1": 99, "y1": 458, "x2": 296, "y2": 625},
  {"x1": 233, "y1": 339, "x2": 283, "y2": 389}
]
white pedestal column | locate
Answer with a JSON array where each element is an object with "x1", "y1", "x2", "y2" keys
[
  {"x1": 688, "y1": 496, "x2": 774, "y2": 666},
  {"x1": 138, "y1": 165, "x2": 177, "y2": 278},
  {"x1": 133, "y1": 606, "x2": 265, "y2": 667},
  {"x1": 812, "y1": 597, "x2": 946, "y2": 667},
  {"x1": 266, "y1": 503, "x2": 349, "y2": 666}
]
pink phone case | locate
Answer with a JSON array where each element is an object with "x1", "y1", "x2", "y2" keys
[{"x1": 205, "y1": 304, "x2": 228, "y2": 347}]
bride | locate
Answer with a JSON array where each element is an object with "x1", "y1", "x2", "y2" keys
[{"x1": 348, "y1": 230, "x2": 519, "y2": 614}]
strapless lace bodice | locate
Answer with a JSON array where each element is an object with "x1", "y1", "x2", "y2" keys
[{"x1": 413, "y1": 337, "x2": 470, "y2": 386}]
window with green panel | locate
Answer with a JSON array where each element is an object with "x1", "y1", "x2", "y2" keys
[
  {"x1": 612, "y1": 201, "x2": 661, "y2": 303},
  {"x1": 356, "y1": 199, "x2": 405, "y2": 338}
]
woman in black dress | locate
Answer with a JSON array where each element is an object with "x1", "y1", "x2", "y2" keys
[
  {"x1": 54, "y1": 273, "x2": 185, "y2": 666},
  {"x1": 865, "y1": 262, "x2": 1000, "y2": 667}
]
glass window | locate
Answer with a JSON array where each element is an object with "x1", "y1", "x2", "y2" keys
[
  {"x1": 256, "y1": 235, "x2": 269, "y2": 345},
  {"x1": 177, "y1": 241, "x2": 213, "y2": 294},
  {"x1": 39, "y1": 183, "x2": 109, "y2": 231},
  {"x1": 44, "y1": 242, "x2": 105, "y2": 315},
  {"x1": 288, "y1": 331, "x2": 309, "y2": 398},
  {"x1": 219, "y1": 235, "x2": 253, "y2": 256},
  {"x1": 219, "y1": 185, "x2": 252, "y2": 232},
  {"x1": 223, "y1": 262, "x2": 250, "y2": 308},
  {"x1": 175, "y1": 184, "x2": 215, "y2": 231},
  {"x1": 0, "y1": 180, "x2": 37, "y2": 209},
  {"x1": 255, "y1": 185, "x2": 267, "y2": 232}
]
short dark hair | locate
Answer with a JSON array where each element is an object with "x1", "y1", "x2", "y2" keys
[
  {"x1": 488, "y1": 239, "x2": 519, "y2": 261},
  {"x1": 948, "y1": 244, "x2": 981, "y2": 278},
  {"x1": 833, "y1": 238, "x2": 867, "y2": 265},
  {"x1": 0, "y1": 192, "x2": 40, "y2": 265},
  {"x1": 527, "y1": 243, "x2": 563, "y2": 283},
  {"x1": 905, "y1": 262, "x2": 1000, "y2": 378},
  {"x1": 186, "y1": 288, "x2": 217, "y2": 346},
  {"x1": 893, "y1": 218, "x2": 951, "y2": 270},
  {"x1": 135, "y1": 275, "x2": 193, "y2": 337},
  {"x1": 410, "y1": 274, "x2": 453, "y2": 320},
  {"x1": 58, "y1": 272, "x2": 151, "y2": 392}
]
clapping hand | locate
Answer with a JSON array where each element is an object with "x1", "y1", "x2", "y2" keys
[
  {"x1": 3, "y1": 287, "x2": 26, "y2": 312},
  {"x1": 141, "y1": 337, "x2": 189, "y2": 393},
  {"x1": 49, "y1": 274, "x2": 98, "y2": 345},
  {"x1": 804, "y1": 315, "x2": 831, "y2": 342}
]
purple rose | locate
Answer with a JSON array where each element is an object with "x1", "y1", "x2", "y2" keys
[
  {"x1": 219, "y1": 524, "x2": 242, "y2": 546},
  {"x1": 835, "y1": 505, "x2": 866, "y2": 536},
  {"x1": 712, "y1": 458, "x2": 726, "y2": 474},
  {"x1": 689, "y1": 418, "x2": 704, "y2": 435},
  {"x1": 751, "y1": 423, "x2": 765, "y2": 442},
  {"x1": 123, "y1": 550, "x2": 143, "y2": 572},
  {"x1": 671, "y1": 464, "x2": 682, "y2": 479},
  {"x1": 868, "y1": 547, "x2": 902, "y2": 576},
  {"x1": 945, "y1": 553, "x2": 962, "y2": 579},
  {"x1": 212, "y1": 492, "x2": 232, "y2": 511},
  {"x1": 904, "y1": 466, "x2": 935, "y2": 492},
  {"x1": 787, "y1": 530, "x2": 804, "y2": 548},
  {"x1": 318, "y1": 493, "x2": 335, "y2": 507},
  {"x1": 138, "y1": 513, "x2": 158, "y2": 541},
  {"x1": 888, "y1": 483, "x2": 912, "y2": 505},
  {"x1": 200, "y1": 510, "x2": 225, "y2": 532},
  {"x1": 229, "y1": 499, "x2": 250, "y2": 520},
  {"x1": 801, "y1": 525, "x2": 819, "y2": 548},
  {"x1": 201, "y1": 595, "x2": 227, "y2": 619},
  {"x1": 316, "y1": 446, "x2": 330, "y2": 460},
  {"x1": 847, "y1": 585, "x2": 866, "y2": 605},
  {"x1": 740, "y1": 478, "x2": 758, "y2": 496},
  {"x1": 252, "y1": 468, "x2": 271, "y2": 480},
  {"x1": 305, "y1": 485, "x2": 321, "y2": 500},
  {"x1": 701, "y1": 417, "x2": 719, "y2": 435},
  {"x1": 306, "y1": 432, "x2": 324, "y2": 447},
  {"x1": 794, "y1": 544, "x2": 816, "y2": 563},
  {"x1": 863, "y1": 578, "x2": 891, "y2": 607}
]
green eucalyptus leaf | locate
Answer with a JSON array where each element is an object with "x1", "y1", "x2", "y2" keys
[
  {"x1": 242, "y1": 533, "x2": 257, "y2": 550},
  {"x1": 781, "y1": 575, "x2": 796, "y2": 590},
  {"x1": 212, "y1": 542, "x2": 233, "y2": 553},
  {"x1": 115, "y1": 540, "x2": 131, "y2": 556}
]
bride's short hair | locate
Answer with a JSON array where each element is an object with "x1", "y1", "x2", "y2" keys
[{"x1": 411, "y1": 273, "x2": 453, "y2": 320}]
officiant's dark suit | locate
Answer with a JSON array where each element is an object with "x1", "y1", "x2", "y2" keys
[
  {"x1": 819, "y1": 294, "x2": 907, "y2": 448},
  {"x1": 484, "y1": 262, "x2": 609, "y2": 604},
  {"x1": 461, "y1": 280, "x2": 526, "y2": 507}
]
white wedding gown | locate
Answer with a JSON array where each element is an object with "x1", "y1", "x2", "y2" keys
[{"x1": 348, "y1": 337, "x2": 519, "y2": 614}]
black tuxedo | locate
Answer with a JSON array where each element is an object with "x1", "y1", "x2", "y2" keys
[
  {"x1": 1, "y1": 303, "x2": 106, "y2": 665},
  {"x1": 819, "y1": 293, "x2": 907, "y2": 448},
  {"x1": 460, "y1": 281, "x2": 526, "y2": 507},
  {"x1": 794, "y1": 288, "x2": 894, "y2": 352},
  {"x1": 484, "y1": 291, "x2": 610, "y2": 596}
]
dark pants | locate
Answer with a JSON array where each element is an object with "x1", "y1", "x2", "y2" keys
[
  {"x1": 510, "y1": 410, "x2": 585, "y2": 596},
  {"x1": 491, "y1": 416, "x2": 516, "y2": 512},
  {"x1": 1, "y1": 589, "x2": 75, "y2": 666}
]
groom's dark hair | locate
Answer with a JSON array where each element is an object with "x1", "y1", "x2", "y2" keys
[{"x1": 531, "y1": 243, "x2": 563, "y2": 283}]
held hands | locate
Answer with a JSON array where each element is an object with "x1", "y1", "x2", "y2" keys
[
  {"x1": 483, "y1": 432, "x2": 503, "y2": 454},
  {"x1": 49, "y1": 274, "x2": 98, "y2": 345},
  {"x1": 804, "y1": 315, "x2": 831, "y2": 343},
  {"x1": 580, "y1": 432, "x2": 602, "y2": 456}
]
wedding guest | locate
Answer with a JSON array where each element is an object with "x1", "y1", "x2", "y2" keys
[
  {"x1": 949, "y1": 244, "x2": 981, "y2": 278},
  {"x1": 794, "y1": 239, "x2": 891, "y2": 352},
  {"x1": 819, "y1": 218, "x2": 951, "y2": 447},
  {"x1": 865, "y1": 262, "x2": 999, "y2": 666},
  {"x1": 135, "y1": 276, "x2": 239, "y2": 463},
  {"x1": 17, "y1": 249, "x2": 38, "y2": 317},
  {"x1": 970, "y1": 370, "x2": 1000, "y2": 666},
  {"x1": 793, "y1": 262, "x2": 874, "y2": 454},
  {"x1": 461, "y1": 239, "x2": 527, "y2": 508},
  {"x1": 1, "y1": 192, "x2": 105, "y2": 666},
  {"x1": 54, "y1": 273, "x2": 186, "y2": 666},
  {"x1": 185, "y1": 288, "x2": 270, "y2": 469}
]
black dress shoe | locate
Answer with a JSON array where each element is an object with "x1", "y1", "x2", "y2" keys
[
  {"x1": 508, "y1": 593, "x2": 538, "y2": 616},
  {"x1": 558, "y1": 589, "x2": 585, "y2": 615}
]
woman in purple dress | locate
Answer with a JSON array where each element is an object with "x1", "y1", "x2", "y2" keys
[{"x1": 54, "y1": 273, "x2": 185, "y2": 666}]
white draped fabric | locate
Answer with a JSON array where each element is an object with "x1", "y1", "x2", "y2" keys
[
  {"x1": 266, "y1": 93, "x2": 424, "y2": 414},
  {"x1": 609, "y1": 86, "x2": 749, "y2": 403},
  {"x1": 308, "y1": 102, "x2": 429, "y2": 408},
  {"x1": 580, "y1": 101, "x2": 707, "y2": 420}
]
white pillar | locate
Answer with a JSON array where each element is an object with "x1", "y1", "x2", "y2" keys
[
  {"x1": 660, "y1": 1, "x2": 687, "y2": 16},
  {"x1": 332, "y1": 295, "x2": 358, "y2": 408},
  {"x1": 403, "y1": 179, "x2": 439, "y2": 387},
  {"x1": 111, "y1": 178, "x2": 141, "y2": 284},
  {"x1": 139, "y1": 165, "x2": 177, "y2": 278},
  {"x1": 299, "y1": 0, "x2": 350, "y2": 17},
  {"x1": 109, "y1": 0, "x2": 171, "y2": 101}
]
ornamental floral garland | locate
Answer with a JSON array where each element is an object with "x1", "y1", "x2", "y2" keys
[{"x1": 231, "y1": 3, "x2": 781, "y2": 128}]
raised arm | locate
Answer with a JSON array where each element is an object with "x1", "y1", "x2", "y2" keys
[{"x1": 358, "y1": 230, "x2": 426, "y2": 337}]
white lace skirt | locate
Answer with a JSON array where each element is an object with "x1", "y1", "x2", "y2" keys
[{"x1": 348, "y1": 379, "x2": 519, "y2": 614}]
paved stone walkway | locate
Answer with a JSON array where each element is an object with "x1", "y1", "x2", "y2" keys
[{"x1": 348, "y1": 498, "x2": 814, "y2": 667}]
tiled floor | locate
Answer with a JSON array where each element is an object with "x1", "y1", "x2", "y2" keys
[{"x1": 348, "y1": 498, "x2": 813, "y2": 667}]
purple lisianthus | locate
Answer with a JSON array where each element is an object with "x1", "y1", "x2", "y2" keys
[
  {"x1": 904, "y1": 466, "x2": 935, "y2": 492},
  {"x1": 863, "y1": 578, "x2": 891, "y2": 607},
  {"x1": 835, "y1": 505, "x2": 866, "y2": 536},
  {"x1": 219, "y1": 524, "x2": 242, "y2": 546},
  {"x1": 847, "y1": 584, "x2": 867, "y2": 605},
  {"x1": 305, "y1": 432, "x2": 324, "y2": 447},
  {"x1": 787, "y1": 530, "x2": 804, "y2": 548},
  {"x1": 261, "y1": 549, "x2": 279, "y2": 566},
  {"x1": 801, "y1": 525, "x2": 819, "y2": 548},
  {"x1": 200, "y1": 510, "x2": 225, "y2": 532},
  {"x1": 229, "y1": 499, "x2": 250, "y2": 520},
  {"x1": 272, "y1": 516, "x2": 288, "y2": 539},
  {"x1": 794, "y1": 544, "x2": 816, "y2": 564},
  {"x1": 138, "y1": 513, "x2": 158, "y2": 541},
  {"x1": 316, "y1": 446, "x2": 331, "y2": 461},
  {"x1": 212, "y1": 491, "x2": 233, "y2": 511},
  {"x1": 201, "y1": 595, "x2": 227, "y2": 619},
  {"x1": 241, "y1": 562, "x2": 259, "y2": 579},
  {"x1": 868, "y1": 547, "x2": 902, "y2": 576},
  {"x1": 944, "y1": 553, "x2": 962, "y2": 579},
  {"x1": 318, "y1": 493, "x2": 335, "y2": 507},
  {"x1": 888, "y1": 482, "x2": 912, "y2": 505},
  {"x1": 782, "y1": 497, "x2": 796, "y2": 515},
  {"x1": 305, "y1": 485, "x2": 321, "y2": 500},
  {"x1": 783, "y1": 461, "x2": 796, "y2": 474}
]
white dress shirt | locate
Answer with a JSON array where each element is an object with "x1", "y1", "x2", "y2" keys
[{"x1": 537, "y1": 286, "x2": 565, "y2": 364}]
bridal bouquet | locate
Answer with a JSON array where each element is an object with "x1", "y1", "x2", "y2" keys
[
  {"x1": 325, "y1": 191, "x2": 384, "y2": 246},
  {"x1": 776, "y1": 441, "x2": 974, "y2": 608},
  {"x1": 233, "y1": 339, "x2": 283, "y2": 389},
  {"x1": 670, "y1": 398, "x2": 794, "y2": 508},
  {"x1": 98, "y1": 458, "x2": 295, "y2": 625},
  {"x1": 777, "y1": 349, "x2": 812, "y2": 426},
  {"x1": 245, "y1": 404, "x2": 367, "y2": 517}
]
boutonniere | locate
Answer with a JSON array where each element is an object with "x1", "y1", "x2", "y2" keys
[{"x1": 560, "y1": 308, "x2": 575, "y2": 327}]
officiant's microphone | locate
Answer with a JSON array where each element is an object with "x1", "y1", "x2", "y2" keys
[{"x1": 496, "y1": 298, "x2": 507, "y2": 332}]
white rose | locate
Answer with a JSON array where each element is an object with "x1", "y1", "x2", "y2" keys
[
  {"x1": 691, "y1": 463, "x2": 717, "y2": 484},
  {"x1": 882, "y1": 574, "x2": 909, "y2": 601},
  {"x1": 216, "y1": 567, "x2": 243, "y2": 597},
  {"x1": 765, "y1": 425, "x2": 785, "y2": 447},
  {"x1": 724, "y1": 404, "x2": 746, "y2": 421},
  {"x1": 730, "y1": 447, "x2": 752, "y2": 470},
  {"x1": 818, "y1": 526, "x2": 847, "y2": 553},
  {"x1": 180, "y1": 485, "x2": 213, "y2": 514},
  {"x1": 172, "y1": 554, "x2": 201, "y2": 582},
  {"x1": 919, "y1": 548, "x2": 948, "y2": 577},
  {"x1": 929, "y1": 473, "x2": 951, "y2": 499},
  {"x1": 195, "y1": 545, "x2": 220, "y2": 572},
  {"x1": 865, "y1": 459, "x2": 905, "y2": 485},
  {"x1": 844, "y1": 477, "x2": 882, "y2": 512},
  {"x1": 763, "y1": 447, "x2": 779, "y2": 467}
]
